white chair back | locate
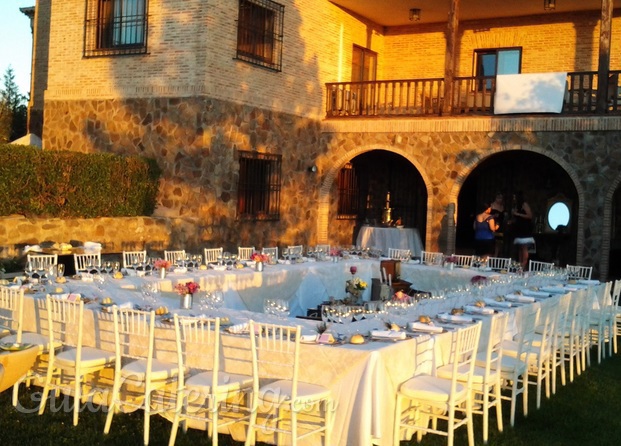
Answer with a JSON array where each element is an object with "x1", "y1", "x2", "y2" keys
[
  {"x1": 122, "y1": 250, "x2": 147, "y2": 269},
  {"x1": 566, "y1": 264, "x2": 593, "y2": 280},
  {"x1": 27, "y1": 254, "x2": 58, "y2": 270},
  {"x1": 388, "y1": 248, "x2": 411, "y2": 261},
  {"x1": 73, "y1": 252, "x2": 101, "y2": 273},
  {"x1": 420, "y1": 250, "x2": 443, "y2": 265},
  {"x1": 203, "y1": 247, "x2": 223, "y2": 264},
  {"x1": 451, "y1": 254, "x2": 474, "y2": 267},
  {"x1": 315, "y1": 244, "x2": 330, "y2": 255},
  {"x1": 486, "y1": 256, "x2": 511, "y2": 271},
  {"x1": 261, "y1": 247, "x2": 278, "y2": 261},
  {"x1": 287, "y1": 245, "x2": 304, "y2": 257},
  {"x1": 529, "y1": 260, "x2": 554, "y2": 273},
  {"x1": 0, "y1": 286, "x2": 24, "y2": 343},
  {"x1": 164, "y1": 250, "x2": 186, "y2": 264},
  {"x1": 237, "y1": 246, "x2": 255, "y2": 261}
]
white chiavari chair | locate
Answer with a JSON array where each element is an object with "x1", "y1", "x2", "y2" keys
[
  {"x1": 395, "y1": 322, "x2": 481, "y2": 446},
  {"x1": 26, "y1": 253, "x2": 58, "y2": 270},
  {"x1": 559, "y1": 290, "x2": 587, "y2": 385},
  {"x1": 237, "y1": 247, "x2": 255, "y2": 261},
  {"x1": 203, "y1": 247, "x2": 223, "y2": 264},
  {"x1": 169, "y1": 315, "x2": 252, "y2": 446},
  {"x1": 73, "y1": 252, "x2": 101, "y2": 273},
  {"x1": 589, "y1": 280, "x2": 618, "y2": 363},
  {"x1": 245, "y1": 321, "x2": 333, "y2": 446},
  {"x1": 165, "y1": 250, "x2": 186, "y2": 264},
  {"x1": 122, "y1": 250, "x2": 147, "y2": 269},
  {"x1": 528, "y1": 260, "x2": 554, "y2": 273},
  {"x1": 287, "y1": 245, "x2": 304, "y2": 258},
  {"x1": 486, "y1": 256, "x2": 511, "y2": 272},
  {"x1": 104, "y1": 308, "x2": 181, "y2": 445},
  {"x1": 566, "y1": 264, "x2": 593, "y2": 280},
  {"x1": 315, "y1": 244, "x2": 330, "y2": 255},
  {"x1": 387, "y1": 248, "x2": 411, "y2": 261},
  {"x1": 261, "y1": 247, "x2": 278, "y2": 262},
  {"x1": 451, "y1": 254, "x2": 474, "y2": 268},
  {"x1": 38, "y1": 295, "x2": 115, "y2": 426},
  {"x1": 420, "y1": 250, "x2": 443, "y2": 265}
]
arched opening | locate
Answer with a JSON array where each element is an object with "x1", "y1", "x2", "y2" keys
[
  {"x1": 456, "y1": 151, "x2": 578, "y2": 266},
  {"x1": 325, "y1": 149, "x2": 428, "y2": 249}
]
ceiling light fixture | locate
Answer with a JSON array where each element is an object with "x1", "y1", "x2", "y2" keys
[{"x1": 409, "y1": 8, "x2": 421, "y2": 22}]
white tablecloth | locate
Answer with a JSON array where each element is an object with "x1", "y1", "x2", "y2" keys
[{"x1": 356, "y1": 226, "x2": 423, "y2": 257}]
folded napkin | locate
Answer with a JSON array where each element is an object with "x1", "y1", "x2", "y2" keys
[
  {"x1": 24, "y1": 245, "x2": 41, "y2": 253},
  {"x1": 228, "y1": 322, "x2": 249, "y2": 334},
  {"x1": 300, "y1": 334, "x2": 318, "y2": 343},
  {"x1": 578, "y1": 279, "x2": 600, "y2": 285},
  {"x1": 464, "y1": 305, "x2": 495, "y2": 315},
  {"x1": 81, "y1": 273, "x2": 94, "y2": 282},
  {"x1": 407, "y1": 259, "x2": 421, "y2": 264},
  {"x1": 210, "y1": 264, "x2": 227, "y2": 271},
  {"x1": 539, "y1": 286, "x2": 567, "y2": 294},
  {"x1": 371, "y1": 330, "x2": 406, "y2": 340},
  {"x1": 483, "y1": 298, "x2": 512, "y2": 308},
  {"x1": 505, "y1": 294, "x2": 536, "y2": 303},
  {"x1": 409, "y1": 322, "x2": 443, "y2": 333},
  {"x1": 520, "y1": 289, "x2": 552, "y2": 298},
  {"x1": 83, "y1": 241, "x2": 102, "y2": 253},
  {"x1": 118, "y1": 302, "x2": 133, "y2": 309},
  {"x1": 173, "y1": 267, "x2": 188, "y2": 273},
  {"x1": 437, "y1": 313, "x2": 474, "y2": 323}
]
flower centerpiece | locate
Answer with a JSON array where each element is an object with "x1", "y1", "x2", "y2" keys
[
  {"x1": 345, "y1": 267, "x2": 367, "y2": 304},
  {"x1": 470, "y1": 275, "x2": 488, "y2": 286},
  {"x1": 443, "y1": 255, "x2": 457, "y2": 270},
  {"x1": 154, "y1": 259, "x2": 171, "y2": 279},
  {"x1": 176, "y1": 281, "x2": 200, "y2": 309},
  {"x1": 251, "y1": 252, "x2": 269, "y2": 263}
]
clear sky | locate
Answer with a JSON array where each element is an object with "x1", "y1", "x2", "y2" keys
[{"x1": 0, "y1": 0, "x2": 35, "y2": 96}]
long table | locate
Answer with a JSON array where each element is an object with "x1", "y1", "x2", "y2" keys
[{"x1": 356, "y1": 226, "x2": 423, "y2": 257}]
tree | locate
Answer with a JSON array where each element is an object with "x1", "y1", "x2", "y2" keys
[{"x1": 0, "y1": 66, "x2": 27, "y2": 143}]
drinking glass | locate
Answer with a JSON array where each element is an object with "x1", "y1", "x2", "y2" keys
[
  {"x1": 210, "y1": 290, "x2": 224, "y2": 311},
  {"x1": 276, "y1": 299, "x2": 289, "y2": 319},
  {"x1": 24, "y1": 261, "x2": 35, "y2": 281},
  {"x1": 56, "y1": 263, "x2": 65, "y2": 278},
  {"x1": 263, "y1": 298, "x2": 276, "y2": 317}
]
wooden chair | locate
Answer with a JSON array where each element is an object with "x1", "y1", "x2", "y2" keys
[
  {"x1": 203, "y1": 247, "x2": 223, "y2": 264},
  {"x1": 165, "y1": 250, "x2": 186, "y2": 264},
  {"x1": 245, "y1": 321, "x2": 333, "y2": 446},
  {"x1": 169, "y1": 315, "x2": 252, "y2": 446},
  {"x1": 395, "y1": 322, "x2": 481, "y2": 446},
  {"x1": 38, "y1": 295, "x2": 115, "y2": 426},
  {"x1": 73, "y1": 252, "x2": 101, "y2": 273},
  {"x1": 237, "y1": 247, "x2": 255, "y2": 261},
  {"x1": 104, "y1": 308, "x2": 181, "y2": 445},
  {"x1": 122, "y1": 250, "x2": 147, "y2": 269}
]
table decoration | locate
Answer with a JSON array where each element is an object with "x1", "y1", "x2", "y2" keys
[
  {"x1": 154, "y1": 259, "x2": 171, "y2": 279},
  {"x1": 345, "y1": 266, "x2": 367, "y2": 304},
  {"x1": 176, "y1": 281, "x2": 200, "y2": 309},
  {"x1": 251, "y1": 252, "x2": 269, "y2": 272},
  {"x1": 443, "y1": 255, "x2": 457, "y2": 270}
]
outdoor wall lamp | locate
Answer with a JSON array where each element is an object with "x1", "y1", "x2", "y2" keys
[
  {"x1": 409, "y1": 8, "x2": 421, "y2": 22},
  {"x1": 308, "y1": 165, "x2": 318, "y2": 173}
]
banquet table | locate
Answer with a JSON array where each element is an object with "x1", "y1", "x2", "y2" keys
[
  {"x1": 398, "y1": 262, "x2": 496, "y2": 293},
  {"x1": 7, "y1": 272, "x2": 605, "y2": 446},
  {"x1": 356, "y1": 226, "x2": 423, "y2": 257}
]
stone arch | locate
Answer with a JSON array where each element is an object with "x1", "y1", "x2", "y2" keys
[
  {"x1": 601, "y1": 174, "x2": 621, "y2": 280},
  {"x1": 445, "y1": 146, "x2": 586, "y2": 266},
  {"x1": 317, "y1": 145, "x2": 434, "y2": 249}
]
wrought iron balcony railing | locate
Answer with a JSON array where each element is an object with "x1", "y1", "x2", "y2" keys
[{"x1": 325, "y1": 71, "x2": 621, "y2": 118}]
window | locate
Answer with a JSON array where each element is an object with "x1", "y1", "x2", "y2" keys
[
  {"x1": 84, "y1": 0, "x2": 148, "y2": 57},
  {"x1": 474, "y1": 47, "x2": 521, "y2": 90},
  {"x1": 237, "y1": 151, "x2": 282, "y2": 221},
  {"x1": 337, "y1": 163, "x2": 359, "y2": 220},
  {"x1": 351, "y1": 45, "x2": 377, "y2": 82},
  {"x1": 236, "y1": 0, "x2": 284, "y2": 71}
]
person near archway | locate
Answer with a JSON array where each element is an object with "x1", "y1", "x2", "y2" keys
[
  {"x1": 473, "y1": 203, "x2": 499, "y2": 258},
  {"x1": 490, "y1": 192, "x2": 506, "y2": 256},
  {"x1": 512, "y1": 191, "x2": 534, "y2": 269}
]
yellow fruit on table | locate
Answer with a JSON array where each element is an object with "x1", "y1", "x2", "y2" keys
[
  {"x1": 451, "y1": 308, "x2": 464, "y2": 315},
  {"x1": 390, "y1": 323, "x2": 400, "y2": 331},
  {"x1": 113, "y1": 272, "x2": 124, "y2": 279},
  {"x1": 56, "y1": 277, "x2": 67, "y2": 284},
  {"x1": 220, "y1": 317, "x2": 230, "y2": 324},
  {"x1": 156, "y1": 306, "x2": 168, "y2": 315},
  {"x1": 495, "y1": 296, "x2": 505, "y2": 302},
  {"x1": 55, "y1": 287, "x2": 64, "y2": 293},
  {"x1": 474, "y1": 300, "x2": 485, "y2": 308},
  {"x1": 102, "y1": 297, "x2": 113, "y2": 305},
  {"x1": 350, "y1": 334, "x2": 365, "y2": 344},
  {"x1": 418, "y1": 315, "x2": 431, "y2": 324}
]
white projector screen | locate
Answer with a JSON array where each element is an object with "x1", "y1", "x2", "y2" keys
[{"x1": 494, "y1": 72, "x2": 567, "y2": 114}]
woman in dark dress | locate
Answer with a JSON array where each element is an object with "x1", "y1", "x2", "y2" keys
[
  {"x1": 490, "y1": 192, "x2": 506, "y2": 256},
  {"x1": 512, "y1": 191, "x2": 534, "y2": 269},
  {"x1": 473, "y1": 202, "x2": 499, "y2": 257}
]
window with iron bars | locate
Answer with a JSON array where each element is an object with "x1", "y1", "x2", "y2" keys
[
  {"x1": 84, "y1": 0, "x2": 148, "y2": 57},
  {"x1": 237, "y1": 151, "x2": 282, "y2": 221},
  {"x1": 337, "y1": 163, "x2": 359, "y2": 220},
  {"x1": 236, "y1": 0, "x2": 284, "y2": 71}
]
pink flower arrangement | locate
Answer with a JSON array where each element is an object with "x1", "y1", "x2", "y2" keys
[
  {"x1": 393, "y1": 290, "x2": 408, "y2": 300},
  {"x1": 154, "y1": 259, "x2": 171, "y2": 270},
  {"x1": 444, "y1": 255, "x2": 458, "y2": 264},
  {"x1": 175, "y1": 281, "x2": 200, "y2": 296},
  {"x1": 329, "y1": 248, "x2": 342, "y2": 257},
  {"x1": 470, "y1": 275, "x2": 488, "y2": 285},
  {"x1": 251, "y1": 252, "x2": 269, "y2": 263}
]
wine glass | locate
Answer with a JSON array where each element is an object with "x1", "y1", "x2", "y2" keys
[
  {"x1": 350, "y1": 265, "x2": 357, "y2": 277},
  {"x1": 56, "y1": 263, "x2": 65, "y2": 278}
]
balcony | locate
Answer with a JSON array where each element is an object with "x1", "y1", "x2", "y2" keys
[{"x1": 325, "y1": 71, "x2": 621, "y2": 119}]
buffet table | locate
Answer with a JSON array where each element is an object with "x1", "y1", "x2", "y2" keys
[{"x1": 356, "y1": 226, "x2": 423, "y2": 257}]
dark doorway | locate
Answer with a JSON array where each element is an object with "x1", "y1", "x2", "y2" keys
[{"x1": 456, "y1": 151, "x2": 577, "y2": 266}]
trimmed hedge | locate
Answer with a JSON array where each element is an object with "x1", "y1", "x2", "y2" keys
[{"x1": 0, "y1": 145, "x2": 161, "y2": 218}]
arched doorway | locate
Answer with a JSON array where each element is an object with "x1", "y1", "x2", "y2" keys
[
  {"x1": 456, "y1": 151, "x2": 578, "y2": 266},
  {"x1": 317, "y1": 148, "x2": 430, "y2": 249}
]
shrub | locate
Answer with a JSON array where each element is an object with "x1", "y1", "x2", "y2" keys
[{"x1": 0, "y1": 145, "x2": 161, "y2": 218}]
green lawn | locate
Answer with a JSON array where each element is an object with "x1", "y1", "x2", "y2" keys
[{"x1": 1, "y1": 348, "x2": 620, "y2": 445}]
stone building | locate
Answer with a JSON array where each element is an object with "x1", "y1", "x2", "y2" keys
[{"x1": 13, "y1": 0, "x2": 621, "y2": 279}]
